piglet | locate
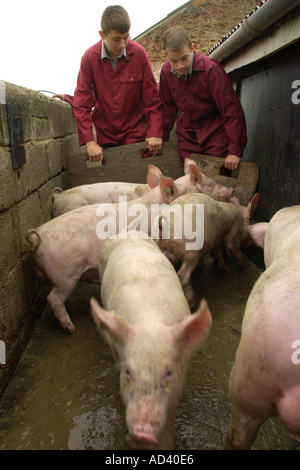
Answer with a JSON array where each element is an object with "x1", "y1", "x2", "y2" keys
[
  {"x1": 155, "y1": 193, "x2": 265, "y2": 308},
  {"x1": 26, "y1": 168, "x2": 188, "y2": 334},
  {"x1": 226, "y1": 205, "x2": 300, "y2": 449},
  {"x1": 52, "y1": 158, "x2": 236, "y2": 217},
  {"x1": 91, "y1": 232, "x2": 212, "y2": 450}
]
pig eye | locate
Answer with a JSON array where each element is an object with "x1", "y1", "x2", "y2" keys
[
  {"x1": 165, "y1": 369, "x2": 173, "y2": 380},
  {"x1": 124, "y1": 366, "x2": 133, "y2": 380}
]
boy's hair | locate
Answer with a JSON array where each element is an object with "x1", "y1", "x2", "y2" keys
[
  {"x1": 163, "y1": 27, "x2": 192, "y2": 52},
  {"x1": 101, "y1": 5, "x2": 131, "y2": 34}
]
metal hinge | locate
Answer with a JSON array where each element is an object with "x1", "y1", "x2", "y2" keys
[{"x1": 6, "y1": 103, "x2": 26, "y2": 168}]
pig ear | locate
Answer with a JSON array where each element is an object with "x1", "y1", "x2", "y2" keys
[
  {"x1": 159, "y1": 176, "x2": 178, "y2": 204},
  {"x1": 248, "y1": 222, "x2": 269, "y2": 248},
  {"x1": 90, "y1": 297, "x2": 131, "y2": 345},
  {"x1": 184, "y1": 158, "x2": 197, "y2": 174},
  {"x1": 242, "y1": 193, "x2": 260, "y2": 220},
  {"x1": 147, "y1": 165, "x2": 163, "y2": 188},
  {"x1": 184, "y1": 159, "x2": 202, "y2": 184},
  {"x1": 175, "y1": 299, "x2": 212, "y2": 349},
  {"x1": 189, "y1": 164, "x2": 202, "y2": 185}
]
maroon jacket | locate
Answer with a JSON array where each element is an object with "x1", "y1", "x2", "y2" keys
[
  {"x1": 159, "y1": 51, "x2": 247, "y2": 159},
  {"x1": 72, "y1": 39, "x2": 163, "y2": 146}
]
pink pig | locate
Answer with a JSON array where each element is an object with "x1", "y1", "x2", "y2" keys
[
  {"x1": 226, "y1": 205, "x2": 300, "y2": 449},
  {"x1": 52, "y1": 158, "x2": 236, "y2": 217},
  {"x1": 155, "y1": 192, "x2": 265, "y2": 308},
  {"x1": 91, "y1": 232, "x2": 212, "y2": 450},
  {"x1": 26, "y1": 167, "x2": 188, "y2": 334}
]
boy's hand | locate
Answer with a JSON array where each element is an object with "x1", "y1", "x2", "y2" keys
[
  {"x1": 86, "y1": 141, "x2": 104, "y2": 162},
  {"x1": 225, "y1": 154, "x2": 240, "y2": 170},
  {"x1": 146, "y1": 137, "x2": 163, "y2": 152}
]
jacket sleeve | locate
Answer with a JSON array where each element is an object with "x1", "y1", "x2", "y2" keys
[
  {"x1": 62, "y1": 94, "x2": 74, "y2": 105},
  {"x1": 159, "y1": 65, "x2": 179, "y2": 142},
  {"x1": 140, "y1": 55, "x2": 163, "y2": 139},
  {"x1": 208, "y1": 60, "x2": 247, "y2": 157},
  {"x1": 72, "y1": 54, "x2": 96, "y2": 145}
]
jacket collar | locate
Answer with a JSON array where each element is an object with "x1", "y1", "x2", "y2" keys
[
  {"x1": 101, "y1": 40, "x2": 127, "y2": 60},
  {"x1": 93, "y1": 39, "x2": 134, "y2": 59}
]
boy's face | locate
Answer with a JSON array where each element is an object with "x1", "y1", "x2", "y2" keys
[
  {"x1": 165, "y1": 45, "x2": 193, "y2": 76},
  {"x1": 100, "y1": 30, "x2": 130, "y2": 58}
]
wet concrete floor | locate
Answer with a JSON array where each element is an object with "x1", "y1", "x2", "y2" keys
[{"x1": 0, "y1": 254, "x2": 300, "y2": 450}]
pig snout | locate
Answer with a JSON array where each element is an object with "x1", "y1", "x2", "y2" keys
[
  {"x1": 127, "y1": 425, "x2": 159, "y2": 450},
  {"x1": 216, "y1": 185, "x2": 234, "y2": 201},
  {"x1": 125, "y1": 393, "x2": 168, "y2": 450}
]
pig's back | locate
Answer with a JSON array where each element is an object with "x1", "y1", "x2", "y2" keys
[
  {"x1": 100, "y1": 236, "x2": 190, "y2": 325},
  {"x1": 264, "y1": 206, "x2": 300, "y2": 267}
]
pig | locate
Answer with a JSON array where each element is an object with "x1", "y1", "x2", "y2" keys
[
  {"x1": 91, "y1": 232, "x2": 212, "y2": 450},
  {"x1": 52, "y1": 158, "x2": 236, "y2": 217},
  {"x1": 155, "y1": 193, "x2": 266, "y2": 308},
  {"x1": 226, "y1": 205, "x2": 300, "y2": 449},
  {"x1": 26, "y1": 168, "x2": 190, "y2": 335}
]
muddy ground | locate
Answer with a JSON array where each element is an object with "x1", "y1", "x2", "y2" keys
[{"x1": 0, "y1": 254, "x2": 299, "y2": 450}]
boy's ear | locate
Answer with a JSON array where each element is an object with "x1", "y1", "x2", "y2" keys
[{"x1": 99, "y1": 30, "x2": 105, "y2": 39}]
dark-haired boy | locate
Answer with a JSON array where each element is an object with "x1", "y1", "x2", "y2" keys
[
  {"x1": 160, "y1": 27, "x2": 247, "y2": 170},
  {"x1": 58, "y1": 5, "x2": 163, "y2": 161}
]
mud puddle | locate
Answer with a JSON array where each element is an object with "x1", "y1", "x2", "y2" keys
[{"x1": 0, "y1": 255, "x2": 299, "y2": 450}]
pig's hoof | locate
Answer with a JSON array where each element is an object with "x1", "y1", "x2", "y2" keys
[
  {"x1": 216, "y1": 260, "x2": 230, "y2": 272},
  {"x1": 238, "y1": 259, "x2": 247, "y2": 270},
  {"x1": 63, "y1": 324, "x2": 77, "y2": 335}
]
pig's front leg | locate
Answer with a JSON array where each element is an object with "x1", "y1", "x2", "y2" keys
[
  {"x1": 47, "y1": 285, "x2": 77, "y2": 334},
  {"x1": 211, "y1": 245, "x2": 230, "y2": 272},
  {"x1": 177, "y1": 255, "x2": 200, "y2": 308},
  {"x1": 225, "y1": 239, "x2": 246, "y2": 268}
]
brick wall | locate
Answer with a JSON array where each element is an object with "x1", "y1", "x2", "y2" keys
[{"x1": 135, "y1": 0, "x2": 259, "y2": 79}]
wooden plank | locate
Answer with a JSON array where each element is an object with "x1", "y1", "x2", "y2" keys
[
  {"x1": 67, "y1": 144, "x2": 259, "y2": 207},
  {"x1": 67, "y1": 142, "x2": 183, "y2": 187},
  {"x1": 190, "y1": 154, "x2": 259, "y2": 206}
]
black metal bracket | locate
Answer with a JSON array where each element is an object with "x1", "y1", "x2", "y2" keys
[{"x1": 6, "y1": 103, "x2": 26, "y2": 168}]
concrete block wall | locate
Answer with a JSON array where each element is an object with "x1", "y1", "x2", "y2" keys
[{"x1": 0, "y1": 81, "x2": 82, "y2": 398}]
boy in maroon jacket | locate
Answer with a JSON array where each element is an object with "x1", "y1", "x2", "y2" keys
[
  {"x1": 57, "y1": 6, "x2": 163, "y2": 162},
  {"x1": 159, "y1": 27, "x2": 247, "y2": 170}
]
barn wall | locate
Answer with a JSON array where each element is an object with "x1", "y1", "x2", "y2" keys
[
  {"x1": 219, "y1": 5, "x2": 300, "y2": 222},
  {"x1": 239, "y1": 49, "x2": 300, "y2": 222},
  {"x1": 0, "y1": 82, "x2": 82, "y2": 397}
]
